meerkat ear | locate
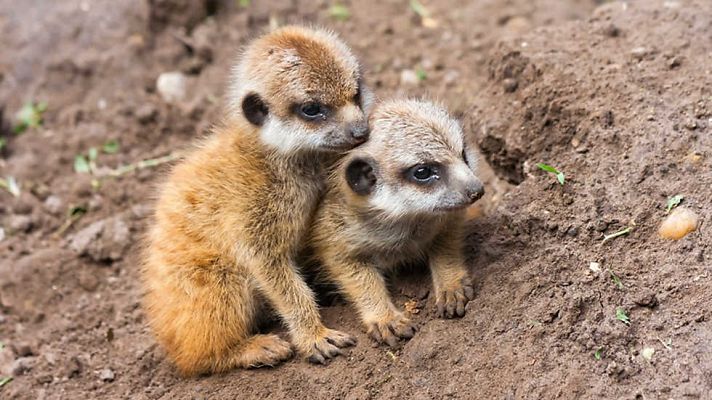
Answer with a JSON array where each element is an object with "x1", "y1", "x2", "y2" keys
[
  {"x1": 345, "y1": 158, "x2": 377, "y2": 195},
  {"x1": 242, "y1": 93, "x2": 269, "y2": 126}
]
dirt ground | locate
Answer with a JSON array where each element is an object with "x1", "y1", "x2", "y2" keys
[{"x1": 1, "y1": 0, "x2": 710, "y2": 399}]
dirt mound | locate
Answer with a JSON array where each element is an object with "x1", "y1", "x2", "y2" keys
[{"x1": 0, "y1": 0, "x2": 710, "y2": 399}]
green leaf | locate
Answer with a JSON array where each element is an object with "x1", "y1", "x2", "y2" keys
[
  {"x1": 68, "y1": 205, "x2": 88, "y2": 217},
  {"x1": 0, "y1": 137, "x2": 5, "y2": 151},
  {"x1": 14, "y1": 101, "x2": 47, "y2": 133},
  {"x1": 594, "y1": 348, "x2": 603, "y2": 360},
  {"x1": 74, "y1": 154, "x2": 91, "y2": 173},
  {"x1": 0, "y1": 376, "x2": 12, "y2": 387},
  {"x1": 238, "y1": 0, "x2": 250, "y2": 7},
  {"x1": 609, "y1": 270, "x2": 623, "y2": 289},
  {"x1": 409, "y1": 0, "x2": 431, "y2": 18},
  {"x1": 329, "y1": 3, "x2": 350, "y2": 21},
  {"x1": 0, "y1": 341, "x2": 4, "y2": 351},
  {"x1": 102, "y1": 140, "x2": 120, "y2": 154},
  {"x1": 616, "y1": 307, "x2": 630, "y2": 325},
  {"x1": 556, "y1": 172, "x2": 565, "y2": 185},
  {"x1": 88, "y1": 147, "x2": 98, "y2": 162},
  {"x1": 0, "y1": 176, "x2": 20, "y2": 197},
  {"x1": 416, "y1": 67, "x2": 427, "y2": 81},
  {"x1": 665, "y1": 194, "x2": 683, "y2": 213},
  {"x1": 536, "y1": 163, "x2": 565, "y2": 185}
]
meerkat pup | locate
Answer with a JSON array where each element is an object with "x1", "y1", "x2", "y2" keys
[
  {"x1": 308, "y1": 99, "x2": 484, "y2": 346},
  {"x1": 142, "y1": 26, "x2": 372, "y2": 376}
]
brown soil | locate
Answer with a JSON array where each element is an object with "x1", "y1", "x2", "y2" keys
[{"x1": 1, "y1": 0, "x2": 710, "y2": 399}]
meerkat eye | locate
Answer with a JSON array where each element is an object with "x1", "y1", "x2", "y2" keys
[
  {"x1": 408, "y1": 164, "x2": 439, "y2": 184},
  {"x1": 297, "y1": 102, "x2": 327, "y2": 121},
  {"x1": 353, "y1": 81, "x2": 362, "y2": 105},
  {"x1": 462, "y1": 149, "x2": 469, "y2": 166}
]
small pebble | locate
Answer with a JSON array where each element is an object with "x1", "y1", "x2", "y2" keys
[
  {"x1": 8, "y1": 215, "x2": 33, "y2": 233},
  {"x1": 589, "y1": 262, "x2": 601, "y2": 273},
  {"x1": 400, "y1": 69, "x2": 419, "y2": 86},
  {"x1": 157, "y1": 72, "x2": 187, "y2": 103},
  {"x1": 503, "y1": 78, "x2": 518, "y2": 93},
  {"x1": 44, "y1": 195, "x2": 63, "y2": 215},
  {"x1": 99, "y1": 368, "x2": 115, "y2": 382},
  {"x1": 659, "y1": 207, "x2": 699, "y2": 240}
]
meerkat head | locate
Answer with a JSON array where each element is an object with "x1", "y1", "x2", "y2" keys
[
  {"x1": 229, "y1": 26, "x2": 372, "y2": 154},
  {"x1": 340, "y1": 99, "x2": 484, "y2": 219}
]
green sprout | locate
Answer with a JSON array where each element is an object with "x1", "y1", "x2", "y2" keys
[
  {"x1": 0, "y1": 176, "x2": 20, "y2": 197},
  {"x1": 329, "y1": 3, "x2": 350, "y2": 21},
  {"x1": 14, "y1": 101, "x2": 47, "y2": 133},
  {"x1": 594, "y1": 348, "x2": 603, "y2": 360},
  {"x1": 416, "y1": 67, "x2": 427, "y2": 81},
  {"x1": 102, "y1": 140, "x2": 120, "y2": 154},
  {"x1": 602, "y1": 226, "x2": 633, "y2": 244},
  {"x1": 0, "y1": 376, "x2": 12, "y2": 387},
  {"x1": 409, "y1": 0, "x2": 431, "y2": 18},
  {"x1": 616, "y1": 307, "x2": 630, "y2": 325},
  {"x1": 609, "y1": 270, "x2": 623, "y2": 289},
  {"x1": 665, "y1": 195, "x2": 683, "y2": 213},
  {"x1": 74, "y1": 147, "x2": 98, "y2": 174},
  {"x1": 56, "y1": 205, "x2": 88, "y2": 236},
  {"x1": 536, "y1": 163, "x2": 565, "y2": 185},
  {"x1": 0, "y1": 137, "x2": 5, "y2": 151},
  {"x1": 238, "y1": 0, "x2": 250, "y2": 7}
]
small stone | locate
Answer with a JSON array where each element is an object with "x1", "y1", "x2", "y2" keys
[
  {"x1": 69, "y1": 215, "x2": 131, "y2": 262},
  {"x1": 503, "y1": 78, "x2": 518, "y2": 93},
  {"x1": 589, "y1": 262, "x2": 601, "y2": 273},
  {"x1": 135, "y1": 104, "x2": 158, "y2": 124},
  {"x1": 400, "y1": 69, "x2": 419, "y2": 86},
  {"x1": 634, "y1": 292, "x2": 658, "y2": 308},
  {"x1": 606, "y1": 361, "x2": 622, "y2": 376},
  {"x1": 443, "y1": 70, "x2": 459, "y2": 86},
  {"x1": 659, "y1": 207, "x2": 699, "y2": 240},
  {"x1": 668, "y1": 57, "x2": 682, "y2": 69},
  {"x1": 8, "y1": 215, "x2": 33, "y2": 233},
  {"x1": 44, "y1": 195, "x2": 63, "y2": 215},
  {"x1": 641, "y1": 347, "x2": 655, "y2": 361},
  {"x1": 11, "y1": 357, "x2": 35, "y2": 376},
  {"x1": 156, "y1": 72, "x2": 187, "y2": 103},
  {"x1": 631, "y1": 47, "x2": 648, "y2": 60},
  {"x1": 14, "y1": 343, "x2": 33, "y2": 357},
  {"x1": 99, "y1": 368, "x2": 115, "y2": 382},
  {"x1": 0, "y1": 227, "x2": 4, "y2": 242},
  {"x1": 684, "y1": 119, "x2": 698, "y2": 130},
  {"x1": 602, "y1": 24, "x2": 620, "y2": 37}
]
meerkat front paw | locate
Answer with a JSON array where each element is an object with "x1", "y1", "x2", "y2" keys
[
  {"x1": 435, "y1": 278, "x2": 475, "y2": 319},
  {"x1": 299, "y1": 328, "x2": 356, "y2": 364},
  {"x1": 365, "y1": 312, "x2": 416, "y2": 347}
]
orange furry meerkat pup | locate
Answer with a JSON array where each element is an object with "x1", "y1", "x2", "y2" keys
[
  {"x1": 307, "y1": 99, "x2": 484, "y2": 347},
  {"x1": 142, "y1": 26, "x2": 372, "y2": 376}
]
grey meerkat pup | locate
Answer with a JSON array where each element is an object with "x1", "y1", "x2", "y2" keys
[
  {"x1": 307, "y1": 98, "x2": 484, "y2": 346},
  {"x1": 142, "y1": 26, "x2": 373, "y2": 376}
]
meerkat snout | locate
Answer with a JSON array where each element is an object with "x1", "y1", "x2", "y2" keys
[{"x1": 466, "y1": 179, "x2": 485, "y2": 202}]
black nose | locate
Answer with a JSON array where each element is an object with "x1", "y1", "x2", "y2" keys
[
  {"x1": 349, "y1": 122, "x2": 369, "y2": 142},
  {"x1": 466, "y1": 182, "x2": 485, "y2": 202}
]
